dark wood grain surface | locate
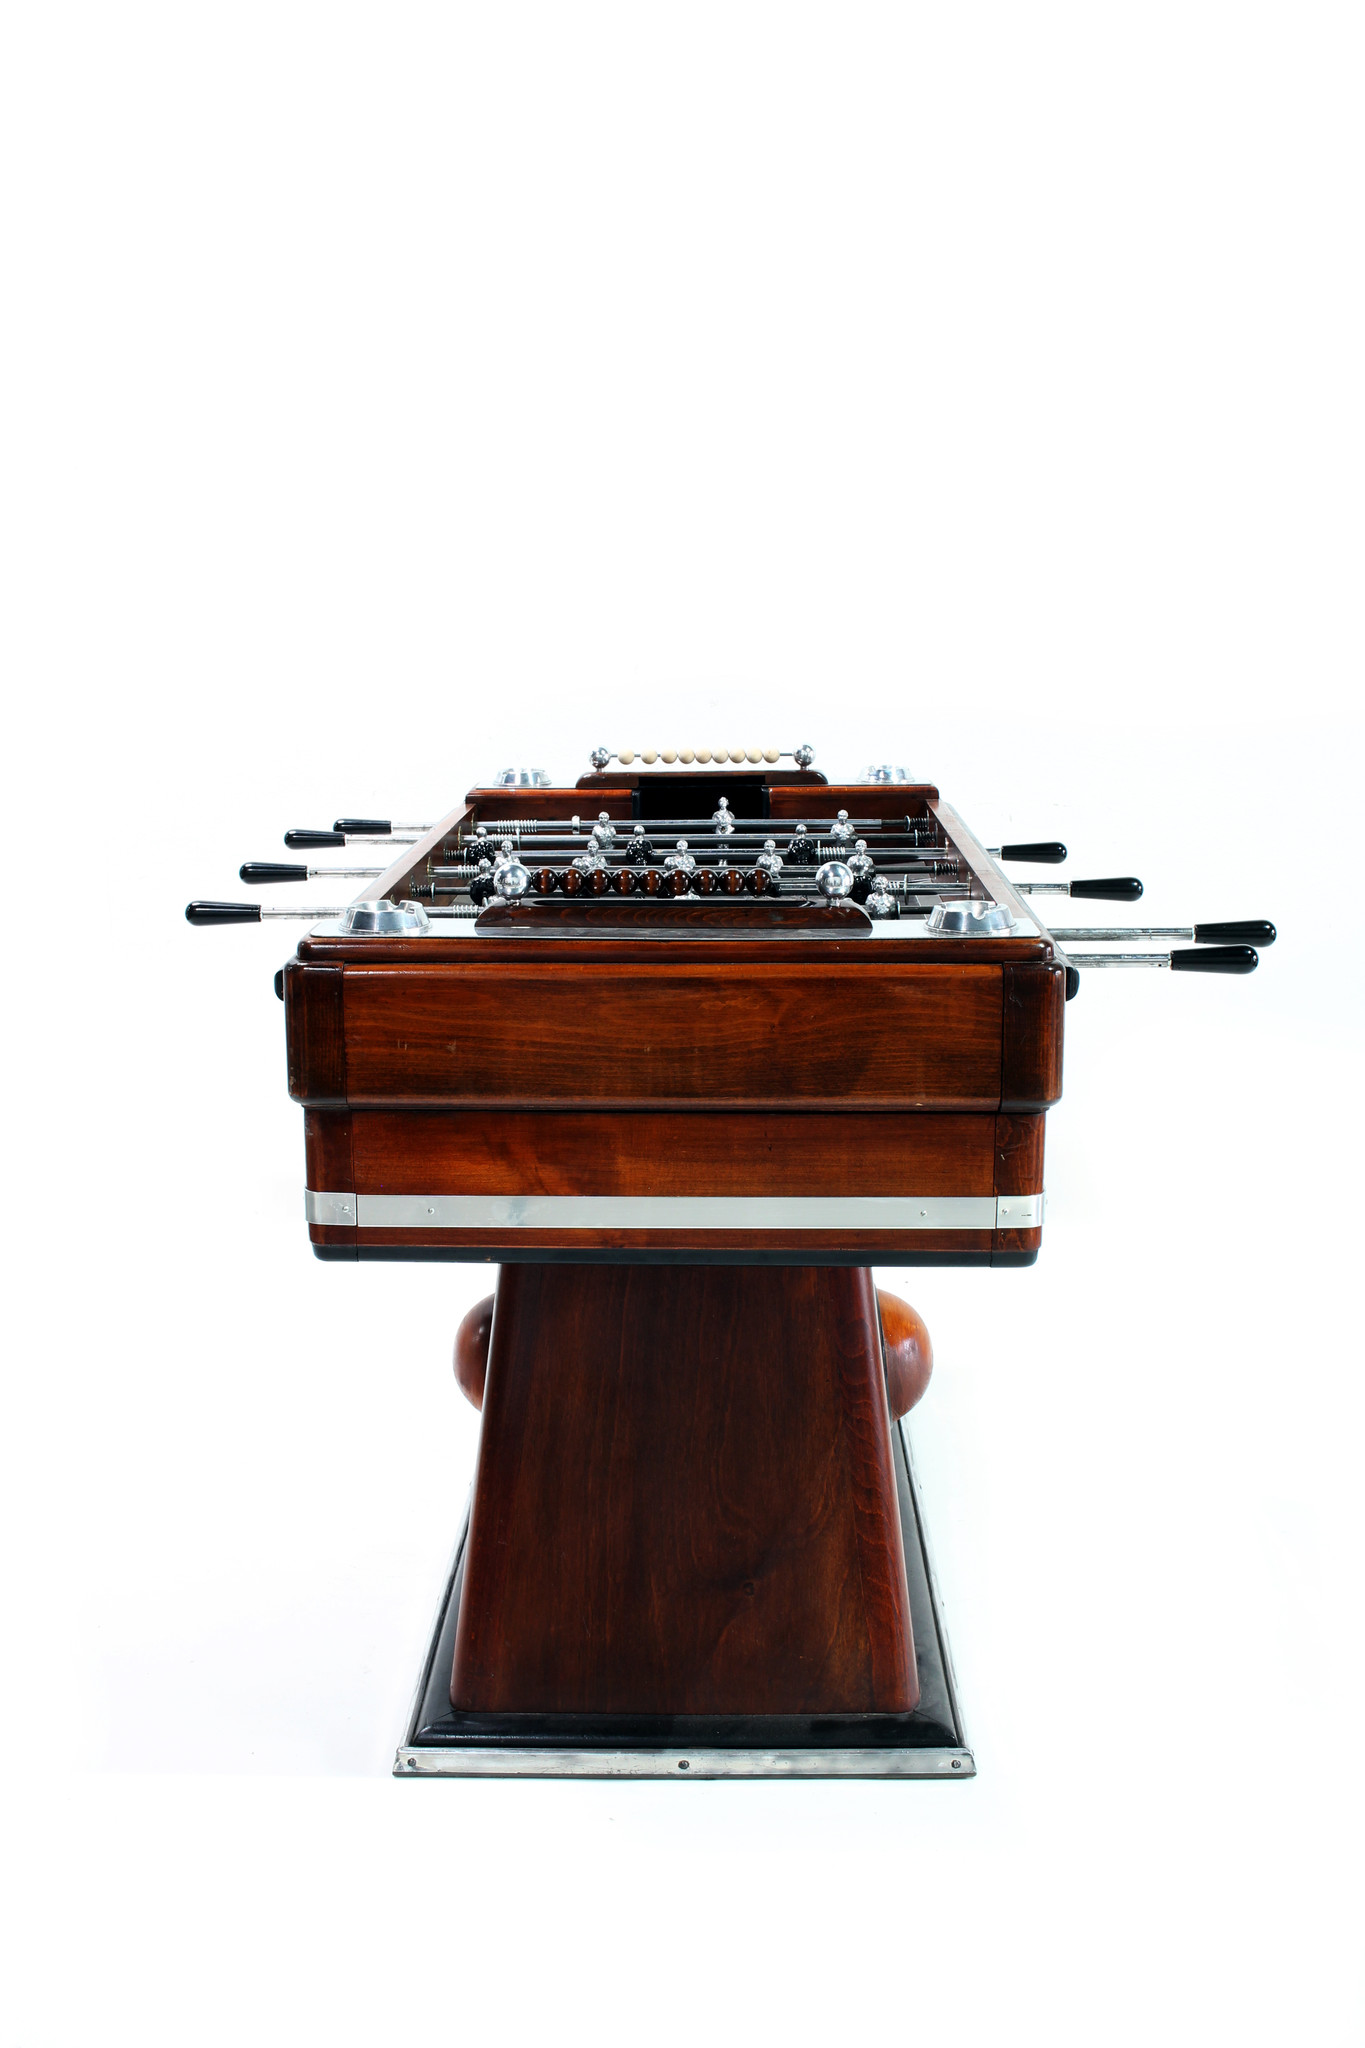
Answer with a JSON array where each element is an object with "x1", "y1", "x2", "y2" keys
[
  {"x1": 1000, "y1": 964, "x2": 1065, "y2": 1110},
  {"x1": 345, "y1": 1108, "x2": 1000, "y2": 1193},
  {"x1": 284, "y1": 963, "x2": 346, "y2": 1106},
  {"x1": 450, "y1": 1264, "x2": 918, "y2": 1715},
  {"x1": 342, "y1": 962, "x2": 1005, "y2": 1107}
]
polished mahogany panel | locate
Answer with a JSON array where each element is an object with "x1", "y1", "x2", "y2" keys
[
  {"x1": 1000, "y1": 965, "x2": 1065, "y2": 1111},
  {"x1": 303, "y1": 1109, "x2": 354, "y2": 1194},
  {"x1": 346, "y1": 1108, "x2": 1000, "y2": 1195},
  {"x1": 450, "y1": 1264, "x2": 918, "y2": 1716},
  {"x1": 284, "y1": 963, "x2": 346, "y2": 1107},
  {"x1": 342, "y1": 963, "x2": 1005, "y2": 1109},
  {"x1": 993, "y1": 1112, "x2": 1045, "y2": 1195}
]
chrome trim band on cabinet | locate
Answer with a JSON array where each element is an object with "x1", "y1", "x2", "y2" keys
[{"x1": 306, "y1": 1192, "x2": 1044, "y2": 1230}]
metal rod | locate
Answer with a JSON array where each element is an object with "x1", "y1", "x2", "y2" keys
[
  {"x1": 1049, "y1": 926, "x2": 1194, "y2": 941},
  {"x1": 1063, "y1": 952, "x2": 1171, "y2": 968},
  {"x1": 468, "y1": 817, "x2": 919, "y2": 836},
  {"x1": 260, "y1": 906, "x2": 352, "y2": 920}
]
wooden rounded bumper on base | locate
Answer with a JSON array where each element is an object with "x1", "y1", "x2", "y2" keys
[
  {"x1": 877, "y1": 1289, "x2": 933, "y2": 1417},
  {"x1": 454, "y1": 1294, "x2": 495, "y2": 1408}
]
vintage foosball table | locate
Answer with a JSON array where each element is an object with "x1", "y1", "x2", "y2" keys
[{"x1": 190, "y1": 744, "x2": 1271, "y2": 1776}]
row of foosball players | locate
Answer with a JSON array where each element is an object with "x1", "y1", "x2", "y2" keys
[{"x1": 463, "y1": 838, "x2": 912, "y2": 912}]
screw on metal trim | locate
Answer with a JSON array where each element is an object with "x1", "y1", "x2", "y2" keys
[{"x1": 678, "y1": 1760, "x2": 690, "y2": 1770}]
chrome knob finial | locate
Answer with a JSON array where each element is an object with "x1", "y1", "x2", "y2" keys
[
  {"x1": 816, "y1": 860, "x2": 855, "y2": 899},
  {"x1": 589, "y1": 745, "x2": 610, "y2": 770},
  {"x1": 494, "y1": 860, "x2": 531, "y2": 899},
  {"x1": 794, "y1": 743, "x2": 815, "y2": 768}
]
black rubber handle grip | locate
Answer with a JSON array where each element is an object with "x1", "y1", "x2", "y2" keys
[
  {"x1": 1193, "y1": 919, "x2": 1277, "y2": 946},
  {"x1": 284, "y1": 828, "x2": 345, "y2": 849},
  {"x1": 240, "y1": 862, "x2": 308, "y2": 883},
  {"x1": 1170, "y1": 944, "x2": 1259, "y2": 974},
  {"x1": 1070, "y1": 876, "x2": 1144, "y2": 902},
  {"x1": 185, "y1": 901, "x2": 262, "y2": 925},
  {"x1": 333, "y1": 817, "x2": 391, "y2": 833},
  {"x1": 1000, "y1": 841, "x2": 1068, "y2": 864}
]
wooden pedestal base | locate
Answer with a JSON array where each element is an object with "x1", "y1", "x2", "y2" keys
[
  {"x1": 452, "y1": 1264, "x2": 917, "y2": 1717},
  {"x1": 397, "y1": 1264, "x2": 971, "y2": 1771}
]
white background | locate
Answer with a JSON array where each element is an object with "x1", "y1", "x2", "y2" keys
[{"x1": 2, "y1": 3, "x2": 1362, "y2": 2042}]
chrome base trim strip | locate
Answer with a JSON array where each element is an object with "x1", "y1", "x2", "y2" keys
[
  {"x1": 305, "y1": 1191, "x2": 1044, "y2": 1231},
  {"x1": 394, "y1": 1743, "x2": 974, "y2": 1779}
]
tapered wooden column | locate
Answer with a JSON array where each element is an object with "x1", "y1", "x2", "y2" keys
[{"x1": 451, "y1": 1264, "x2": 918, "y2": 1717}]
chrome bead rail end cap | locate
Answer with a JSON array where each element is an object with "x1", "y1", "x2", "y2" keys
[
  {"x1": 794, "y1": 743, "x2": 815, "y2": 768},
  {"x1": 494, "y1": 860, "x2": 531, "y2": 899},
  {"x1": 816, "y1": 860, "x2": 855, "y2": 898}
]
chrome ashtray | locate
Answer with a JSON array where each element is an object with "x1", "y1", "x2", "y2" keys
[
  {"x1": 341, "y1": 899, "x2": 431, "y2": 934},
  {"x1": 926, "y1": 901, "x2": 1014, "y2": 936}
]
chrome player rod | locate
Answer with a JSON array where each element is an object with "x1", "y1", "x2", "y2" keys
[
  {"x1": 186, "y1": 903, "x2": 352, "y2": 924},
  {"x1": 1015, "y1": 878, "x2": 1144, "y2": 902},
  {"x1": 332, "y1": 817, "x2": 432, "y2": 834},
  {"x1": 1050, "y1": 921, "x2": 1276, "y2": 945},
  {"x1": 467, "y1": 816, "x2": 917, "y2": 837},
  {"x1": 186, "y1": 900, "x2": 480, "y2": 925},
  {"x1": 241, "y1": 862, "x2": 385, "y2": 883},
  {"x1": 1066, "y1": 947, "x2": 1259, "y2": 973},
  {"x1": 285, "y1": 829, "x2": 421, "y2": 849}
]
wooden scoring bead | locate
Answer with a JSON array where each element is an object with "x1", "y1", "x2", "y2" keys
[
  {"x1": 454, "y1": 1294, "x2": 495, "y2": 1410},
  {"x1": 534, "y1": 867, "x2": 558, "y2": 893},
  {"x1": 693, "y1": 868, "x2": 715, "y2": 895},
  {"x1": 876, "y1": 1290, "x2": 933, "y2": 1418},
  {"x1": 722, "y1": 866, "x2": 745, "y2": 894},
  {"x1": 560, "y1": 867, "x2": 582, "y2": 894}
]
